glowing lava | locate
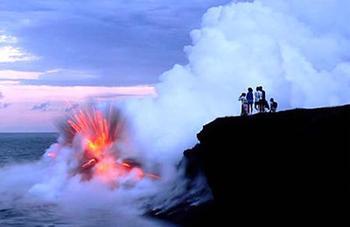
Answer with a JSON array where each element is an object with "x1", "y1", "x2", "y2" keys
[
  {"x1": 67, "y1": 109, "x2": 112, "y2": 159},
  {"x1": 54, "y1": 105, "x2": 159, "y2": 185}
]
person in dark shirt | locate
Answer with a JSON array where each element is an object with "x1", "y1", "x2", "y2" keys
[
  {"x1": 246, "y1": 87, "x2": 254, "y2": 115},
  {"x1": 269, "y1": 98, "x2": 278, "y2": 113}
]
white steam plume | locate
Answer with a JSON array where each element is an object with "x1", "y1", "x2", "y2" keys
[{"x1": 126, "y1": 0, "x2": 350, "y2": 165}]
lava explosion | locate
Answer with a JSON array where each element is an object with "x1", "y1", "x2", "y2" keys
[{"x1": 47, "y1": 105, "x2": 158, "y2": 187}]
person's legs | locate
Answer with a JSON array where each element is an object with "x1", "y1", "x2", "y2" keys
[
  {"x1": 259, "y1": 101, "x2": 263, "y2": 112},
  {"x1": 262, "y1": 100, "x2": 267, "y2": 112},
  {"x1": 265, "y1": 100, "x2": 270, "y2": 111},
  {"x1": 242, "y1": 104, "x2": 248, "y2": 116}
]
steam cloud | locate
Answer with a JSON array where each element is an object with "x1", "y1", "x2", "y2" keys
[
  {"x1": 1, "y1": 0, "x2": 350, "y2": 225},
  {"x1": 126, "y1": 0, "x2": 350, "y2": 164}
]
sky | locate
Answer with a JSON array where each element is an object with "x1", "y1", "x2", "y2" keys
[
  {"x1": 0, "y1": 0, "x2": 231, "y2": 132},
  {"x1": 2, "y1": 0, "x2": 349, "y2": 132}
]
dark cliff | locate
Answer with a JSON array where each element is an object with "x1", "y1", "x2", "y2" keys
[{"x1": 163, "y1": 105, "x2": 350, "y2": 225}]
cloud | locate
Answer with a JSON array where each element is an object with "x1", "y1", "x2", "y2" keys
[
  {"x1": 24, "y1": 69, "x2": 98, "y2": 85},
  {"x1": 0, "y1": 31, "x2": 37, "y2": 63},
  {"x1": 0, "y1": 70, "x2": 42, "y2": 80},
  {"x1": 0, "y1": 69, "x2": 97, "y2": 86},
  {"x1": 0, "y1": 92, "x2": 10, "y2": 109},
  {"x1": 0, "y1": 102, "x2": 10, "y2": 109},
  {"x1": 0, "y1": 80, "x2": 20, "y2": 85},
  {"x1": 0, "y1": 83, "x2": 156, "y2": 131},
  {"x1": 64, "y1": 103, "x2": 79, "y2": 112},
  {"x1": 31, "y1": 101, "x2": 51, "y2": 111},
  {"x1": 0, "y1": 46, "x2": 37, "y2": 63},
  {"x1": 0, "y1": 84, "x2": 156, "y2": 103},
  {"x1": 93, "y1": 93, "x2": 148, "y2": 99},
  {"x1": 0, "y1": 0, "x2": 231, "y2": 86},
  {"x1": 0, "y1": 34, "x2": 17, "y2": 44}
]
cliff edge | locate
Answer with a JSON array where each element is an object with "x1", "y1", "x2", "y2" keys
[{"x1": 183, "y1": 105, "x2": 349, "y2": 224}]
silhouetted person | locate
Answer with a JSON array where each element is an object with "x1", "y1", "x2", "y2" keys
[
  {"x1": 254, "y1": 87, "x2": 262, "y2": 112},
  {"x1": 259, "y1": 86, "x2": 269, "y2": 112},
  {"x1": 270, "y1": 98, "x2": 278, "y2": 113},
  {"x1": 257, "y1": 86, "x2": 264, "y2": 112},
  {"x1": 246, "y1": 87, "x2": 254, "y2": 115},
  {"x1": 238, "y1": 93, "x2": 248, "y2": 116}
]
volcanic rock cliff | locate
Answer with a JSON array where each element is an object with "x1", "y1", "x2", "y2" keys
[{"x1": 157, "y1": 105, "x2": 350, "y2": 225}]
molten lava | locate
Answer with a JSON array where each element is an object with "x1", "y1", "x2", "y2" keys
[
  {"x1": 68, "y1": 109, "x2": 111, "y2": 159},
  {"x1": 57, "y1": 105, "x2": 159, "y2": 185},
  {"x1": 47, "y1": 151, "x2": 57, "y2": 159}
]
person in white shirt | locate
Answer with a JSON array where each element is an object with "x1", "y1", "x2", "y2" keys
[
  {"x1": 254, "y1": 87, "x2": 262, "y2": 112},
  {"x1": 238, "y1": 93, "x2": 248, "y2": 116}
]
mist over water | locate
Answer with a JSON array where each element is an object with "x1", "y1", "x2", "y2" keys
[
  {"x1": 1, "y1": 0, "x2": 350, "y2": 226},
  {"x1": 0, "y1": 133, "x2": 172, "y2": 226}
]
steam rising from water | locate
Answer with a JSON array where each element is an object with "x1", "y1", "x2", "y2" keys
[
  {"x1": 126, "y1": 0, "x2": 350, "y2": 164},
  {"x1": 1, "y1": 0, "x2": 350, "y2": 225},
  {"x1": 0, "y1": 106, "x2": 168, "y2": 226}
]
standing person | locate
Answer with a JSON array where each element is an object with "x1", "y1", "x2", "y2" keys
[
  {"x1": 254, "y1": 87, "x2": 261, "y2": 112},
  {"x1": 246, "y1": 87, "x2": 254, "y2": 115},
  {"x1": 238, "y1": 93, "x2": 248, "y2": 116},
  {"x1": 269, "y1": 98, "x2": 278, "y2": 113},
  {"x1": 260, "y1": 86, "x2": 269, "y2": 112}
]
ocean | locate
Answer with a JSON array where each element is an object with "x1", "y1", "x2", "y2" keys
[
  {"x1": 0, "y1": 133, "x2": 171, "y2": 227},
  {"x1": 0, "y1": 133, "x2": 58, "y2": 167}
]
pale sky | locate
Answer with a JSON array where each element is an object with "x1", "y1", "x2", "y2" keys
[{"x1": 0, "y1": 0, "x2": 231, "y2": 132}]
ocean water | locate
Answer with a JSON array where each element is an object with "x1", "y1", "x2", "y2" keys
[
  {"x1": 0, "y1": 133, "x2": 57, "y2": 167},
  {"x1": 0, "y1": 133, "x2": 172, "y2": 227}
]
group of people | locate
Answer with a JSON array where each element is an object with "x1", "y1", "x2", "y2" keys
[{"x1": 238, "y1": 86, "x2": 278, "y2": 116}]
